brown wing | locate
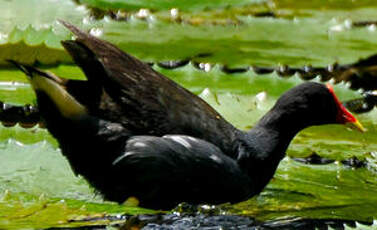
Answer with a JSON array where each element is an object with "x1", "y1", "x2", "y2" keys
[{"x1": 59, "y1": 20, "x2": 238, "y2": 155}]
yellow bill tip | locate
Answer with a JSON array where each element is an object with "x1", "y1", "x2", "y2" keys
[{"x1": 346, "y1": 119, "x2": 366, "y2": 133}]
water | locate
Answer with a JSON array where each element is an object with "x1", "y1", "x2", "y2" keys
[{"x1": 1, "y1": 0, "x2": 377, "y2": 228}]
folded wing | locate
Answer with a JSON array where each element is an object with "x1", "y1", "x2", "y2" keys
[
  {"x1": 60, "y1": 21, "x2": 238, "y2": 155},
  {"x1": 108, "y1": 135, "x2": 251, "y2": 209}
]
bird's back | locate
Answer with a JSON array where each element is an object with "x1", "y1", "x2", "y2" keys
[{"x1": 60, "y1": 21, "x2": 239, "y2": 156}]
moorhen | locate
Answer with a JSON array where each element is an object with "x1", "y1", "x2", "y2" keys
[{"x1": 11, "y1": 21, "x2": 365, "y2": 210}]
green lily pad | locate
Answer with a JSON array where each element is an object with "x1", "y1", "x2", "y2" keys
[
  {"x1": 0, "y1": 0, "x2": 87, "y2": 66},
  {"x1": 75, "y1": 0, "x2": 266, "y2": 12},
  {"x1": 95, "y1": 17, "x2": 377, "y2": 67},
  {"x1": 234, "y1": 158, "x2": 377, "y2": 222},
  {"x1": 0, "y1": 140, "x2": 155, "y2": 229},
  {"x1": 0, "y1": 0, "x2": 377, "y2": 228},
  {"x1": 0, "y1": 0, "x2": 377, "y2": 68},
  {"x1": 273, "y1": 0, "x2": 377, "y2": 10}
]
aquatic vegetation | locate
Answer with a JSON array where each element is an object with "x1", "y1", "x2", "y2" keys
[{"x1": 1, "y1": 0, "x2": 377, "y2": 229}]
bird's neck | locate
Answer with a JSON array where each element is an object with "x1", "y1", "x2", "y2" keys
[
  {"x1": 236, "y1": 109, "x2": 310, "y2": 194},
  {"x1": 255, "y1": 107, "x2": 312, "y2": 138}
]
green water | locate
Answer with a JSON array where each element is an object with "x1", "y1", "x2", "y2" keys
[{"x1": 0, "y1": 0, "x2": 377, "y2": 229}]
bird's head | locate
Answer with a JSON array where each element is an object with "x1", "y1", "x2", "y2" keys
[
  {"x1": 257, "y1": 82, "x2": 365, "y2": 133},
  {"x1": 325, "y1": 83, "x2": 365, "y2": 132}
]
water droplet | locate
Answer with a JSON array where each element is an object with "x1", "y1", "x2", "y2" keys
[
  {"x1": 329, "y1": 24, "x2": 344, "y2": 32},
  {"x1": 89, "y1": 28, "x2": 103, "y2": 37},
  {"x1": 344, "y1": 19, "x2": 352, "y2": 29},
  {"x1": 368, "y1": 24, "x2": 376, "y2": 32},
  {"x1": 197, "y1": 63, "x2": 212, "y2": 72},
  {"x1": 255, "y1": 91, "x2": 267, "y2": 102},
  {"x1": 82, "y1": 16, "x2": 91, "y2": 25},
  {"x1": 170, "y1": 8, "x2": 179, "y2": 19},
  {"x1": 0, "y1": 32, "x2": 8, "y2": 43},
  {"x1": 136, "y1": 8, "x2": 150, "y2": 19},
  {"x1": 327, "y1": 64, "x2": 334, "y2": 72},
  {"x1": 103, "y1": 15, "x2": 112, "y2": 23},
  {"x1": 200, "y1": 88, "x2": 211, "y2": 97},
  {"x1": 76, "y1": 5, "x2": 87, "y2": 12}
]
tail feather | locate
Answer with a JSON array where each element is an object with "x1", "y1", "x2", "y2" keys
[
  {"x1": 7, "y1": 60, "x2": 35, "y2": 77},
  {"x1": 58, "y1": 20, "x2": 144, "y2": 84},
  {"x1": 61, "y1": 40, "x2": 107, "y2": 82},
  {"x1": 58, "y1": 19, "x2": 112, "y2": 52},
  {"x1": 8, "y1": 60, "x2": 44, "y2": 77},
  {"x1": 58, "y1": 20, "x2": 88, "y2": 40},
  {"x1": 9, "y1": 58, "x2": 102, "y2": 115},
  {"x1": 8, "y1": 60, "x2": 64, "y2": 83}
]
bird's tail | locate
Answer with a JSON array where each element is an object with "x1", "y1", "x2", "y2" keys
[
  {"x1": 7, "y1": 60, "x2": 66, "y2": 84},
  {"x1": 9, "y1": 60, "x2": 87, "y2": 119}
]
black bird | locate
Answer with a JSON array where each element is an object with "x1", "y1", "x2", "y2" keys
[{"x1": 11, "y1": 21, "x2": 365, "y2": 210}]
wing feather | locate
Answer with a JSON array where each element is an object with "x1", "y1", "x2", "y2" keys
[
  {"x1": 109, "y1": 135, "x2": 251, "y2": 208},
  {"x1": 60, "y1": 21, "x2": 238, "y2": 155}
]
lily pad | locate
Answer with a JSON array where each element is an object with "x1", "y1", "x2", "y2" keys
[
  {"x1": 0, "y1": 0, "x2": 377, "y2": 229},
  {"x1": 75, "y1": 0, "x2": 266, "y2": 12},
  {"x1": 0, "y1": 0, "x2": 377, "y2": 68}
]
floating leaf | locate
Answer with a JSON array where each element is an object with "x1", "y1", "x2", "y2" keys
[
  {"x1": 0, "y1": 0, "x2": 377, "y2": 228},
  {"x1": 76, "y1": 0, "x2": 266, "y2": 12}
]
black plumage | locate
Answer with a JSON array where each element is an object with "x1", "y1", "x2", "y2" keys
[{"x1": 11, "y1": 21, "x2": 364, "y2": 210}]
